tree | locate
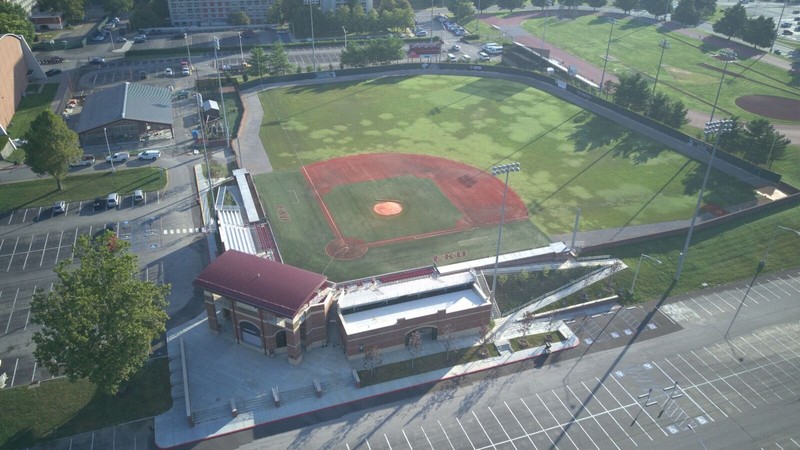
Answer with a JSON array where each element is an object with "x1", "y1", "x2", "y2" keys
[
  {"x1": 742, "y1": 15, "x2": 775, "y2": 48},
  {"x1": 665, "y1": 98, "x2": 688, "y2": 128},
  {"x1": 478, "y1": 323, "x2": 491, "y2": 356},
  {"x1": 741, "y1": 119, "x2": 791, "y2": 165},
  {"x1": 363, "y1": 345, "x2": 383, "y2": 378},
  {"x1": 497, "y1": 0, "x2": 526, "y2": 12},
  {"x1": 441, "y1": 323, "x2": 456, "y2": 361},
  {"x1": 38, "y1": 0, "x2": 86, "y2": 24},
  {"x1": 586, "y1": 0, "x2": 607, "y2": 10},
  {"x1": 229, "y1": 11, "x2": 251, "y2": 25},
  {"x1": 613, "y1": 0, "x2": 638, "y2": 14},
  {"x1": 408, "y1": 331, "x2": 422, "y2": 369},
  {"x1": 103, "y1": 0, "x2": 133, "y2": 15},
  {"x1": 24, "y1": 111, "x2": 82, "y2": 190},
  {"x1": 693, "y1": 0, "x2": 716, "y2": 19},
  {"x1": 268, "y1": 42, "x2": 293, "y2": 75},
  {"x1": 612, "y1": 72, "x2": 652, "y2": 112},
  {"x1": 266, "y1": 0, "x2": 284, "y2": 25},
  {"x1": 531, "y1": 0, "x2": 550, "y2": 9},
  {"x1": 0, "y1": 2, "x2": 35, "y2": 43},
  {"x1": 712, "y1": 4, "x2": 747, "y2": 40},
  {"x1": 639, "y1": 0, "x2": 672, "y2": 19},
  {"x1": 673, "y1": 0, "x2": 700, "y2": 25},
  {"x1": 248, "y1": 46, "x2": 268, "y2": 78},
  {"x1": 559, "y1": 0, "x2": 583, "y2": 10},
  {"x1": 31, "y1": 232, "x2": 170, "y2": 394},
  {"x1": 446, "y1": 0, "x2": 475, "y2": 23}
]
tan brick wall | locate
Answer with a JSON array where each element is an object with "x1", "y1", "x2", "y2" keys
[{"x1": 0, "y1": 35, "x2": 29, "y2": 130}]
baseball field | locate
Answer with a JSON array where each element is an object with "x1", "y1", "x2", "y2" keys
[{"x1": 254, "y1": 75, "x2": 757, "y2": 280}]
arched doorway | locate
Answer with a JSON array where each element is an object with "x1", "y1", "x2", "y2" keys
[
  {"x1": 406, "y1": 327, "x2": 437, "y2": 346},
  {"x1": 239, "y1": 321, "x2": 262, "y2": 347},
  {"x1": 275, "y1": 330, "x2": 287, "y2": 348}
]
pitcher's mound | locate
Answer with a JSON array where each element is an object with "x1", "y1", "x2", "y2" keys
[
  {"x1": 374, "y1": 201, "x2": 403, "y2": 216},
  {"x1": 325, "y1": 237, "x2": 368, "y2": 260},
  {"x1": 735, "y1": 95, "x2": 800, "y2": 121}
]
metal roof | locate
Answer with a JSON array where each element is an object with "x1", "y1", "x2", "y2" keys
[{"x1": 76, "y1": 82, "x2": 172, "y2": 133}]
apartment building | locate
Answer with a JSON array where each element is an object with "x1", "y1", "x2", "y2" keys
[{"x1": 168, "y1": 0, "x2": 372, "y2": 27}]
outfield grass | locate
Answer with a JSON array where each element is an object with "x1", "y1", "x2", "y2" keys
[
  {"x1": 254, "y1": 75, "x2": 767, "y2": 279},
  {"x1": 0, "y1": 168, "x2": 167, "y2": 212},
  {"x1": 0, "y1": 359, "x2": 171, "y2": 449},
  {"x1": 518, "y1": 14, "x2": 800, "y2": 122}
]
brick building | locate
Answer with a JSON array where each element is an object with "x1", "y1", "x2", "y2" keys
[{"x1": 0, "y1": 34, "x2": 46, "y2": 159}]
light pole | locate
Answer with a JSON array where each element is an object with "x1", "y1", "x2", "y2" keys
[
  {"x1": 674, "y1": 120, "x2": 733, "y2": 281},
  {"x1": 599, "y1": 18, "x2": 618, "y2": 97},
  {"x1": 304, "y1": 0, "x2": 319, "y2": 71},
  {"x1": 237, "y1": 32, "x2": 245, "y2": 66},
  {"x1": 430, "y1": 0, "x2": 435, "y2": 44},
  {"x1": 184, "y1": 34, "x2": 193, "y2": 70},
  {"x1": 541, "y1": 0, "x2": 553, "y2": 52},
  {"x1": 212, "y1": 37, "x2": 231, "y2": 148},
  {"x1": 652, "y1": 39, "x2": 670, "y2": 95},
  {"x1": 475, "y1": 0, "x2": 482, "y2": 33},
  {"x1": 709, "y1": 49, "x2": 736, "y2": 123},
  {"x1": 490, "y1": 162, "x2": 521, "y2": 300},
  {"x1": 770, "y1": 0, "x2": 788, "y2": 53},
  {"x1": 342, "y1": 26, "x2": 347, "y2": 48},
  {"x1": 686, "y1": 424, "x2": 708, "y2": 450},
  {"x1": 103, "y1": 127, "x2": 115, "y2": 173},
  {"x1": 630, "y1": 253, "x2": 662, "y2": 296}
]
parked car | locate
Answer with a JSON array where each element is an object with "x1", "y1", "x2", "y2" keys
[
  {"x1": 90, "y1": 57, "x2": 105, "y2": 64},
  {"x1": 450, "y1": 44, "x2": 461, "y2": 52},
  {"x1": 181, "y1": 67, "x2": 191, "y2": 76},
  {"x1": 165, "y1": 67, "x2": 173, "y2": 76},
  {"x1": 106, "y1": 151, "x2": 130, "y2": 163},
  {"x1": 53, "y1": 201, "x2": 66, "y2": 214},
  {"x1": 415, "y1": 29, "x2": 427, "y2": 37},
  {"x1": 478, "y1": 51, "x2": 491, "y2": 61},
  {"x1": 133, "y1": 189, "x2": 144, "y2": 202},
  {"x1": 783, "y1": 30, "x2": 794, "y2": 35},
  {"x1": 133, "y1": 35, "x2": 146, "y2": 43},
  {"x1": 138, "y1": 149, "x2": 161, "y2": 160},
  {"x1": 117, "y1": 37, "x2": 127, "y2": 42},
  {"x1": 45, "y1": 69, "x2": 62, "y2": 77},
  {"x1": 172, "y1": 32, "x2": 187, "y2": 39},
  {"x1": 70, "y1": 155, "x2": 96, "y2": 167},
  {"x1": 93, "y1": 197, "x2": 107, "y2": 210},
  {"x1": 107, "y1": 193, "x2": 120, "y2": 208}
]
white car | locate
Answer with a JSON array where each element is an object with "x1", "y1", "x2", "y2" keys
[
  {"x1": 106, "y1": 151, "x2": 130, "y2": 163},
  {"x1": 450, "y1": 44, "x2": 461, "y2": 52},
  {"x1": 478, "y1": 51, "x2": 490, "y2": 61},
  {"x1": 138, "y1": 150, "x2": 161, "y2": 160},
  {"x1": 182, "y1": 67, "x2": 191, "y2": 76},
  {"x1": 165, "y1": 68, "x2": 173, "y2": 76},
  {"x1": 53, "y1": 201, "x2": 66, "y2": 214}
]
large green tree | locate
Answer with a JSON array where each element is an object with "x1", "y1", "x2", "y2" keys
[
  {"x1": 229, "y1": 11, "x2": 251, "y2": 25},
  {"x1": 612, "y1": 72, "x2": 652, "y2": 112},
  {"x1": 586, "y1": 0, "x2": 607, "y2": 10},
  {"x1": 268, "y1": 42, "x2": 293, "y2": 75},
  {"x1": 712, "y1": 3, "x2": 747, "y2": 40},
  {"x1": 38, "y1": 0, "x2": 86, "y2": 24},
  {"x1": 0, "y1": 2, "x2": 35, "y2": 43},
  {"x1": 673, "y1": 0, "x2": 700, "y2": 25},
  {"x1": 103, "y1": 0, "x2": 133, "y2": 15},
  {"x1": 640, "y1": 0, "x2": 672, "y2": 19},
  {"x1": 248, "y1": 46, "x2": 269, "y2": 77},
  {"x1": 742, "y1": 15, "x2": 775, "y2": 48},
  {"x1": 24, "y1": 111, "x2": 82, "y2": 190},
  {"x1": 497, "y1": 0, "x2": 527, "y2": 12},
  {"x1": 31, "y1": 232, "x2": 170, "y2": 394},
  {"x1": 741, "y1": 119, "x2": 791, "y2": 165},
  {"x1": 613, "y1": 0, "x2": 638, "y2": 13}
]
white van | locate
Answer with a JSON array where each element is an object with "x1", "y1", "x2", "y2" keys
[
  {"x1": 458, "y1": 55, "x2": 471, "y2": 63},
  {"x1": 481, "y1": 43, "x2": 499, "y2": 51},
  {"x1": 447, "y1": 53, "x2": 457, "y2": 62},
  {"x1": 107, "y1": 193, "x2": 121, "y2": 208}
]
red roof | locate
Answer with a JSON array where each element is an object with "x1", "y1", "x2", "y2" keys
[{"x1": 194, "y1": 250, "x2": 327, "y2": 318}]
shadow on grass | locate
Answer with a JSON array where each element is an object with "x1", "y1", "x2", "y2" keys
[{"x1": 681, "y1": 163, "x2": 758, "y2": 207}]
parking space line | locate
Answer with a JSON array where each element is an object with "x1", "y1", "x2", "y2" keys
[
  {"x1": 71, "y1": 227, "x2": 80, "y2": 261},
  {"x1": 4, "y1": 288, "x2": 20, "y2": 334},
  {"x1": 383, "y1": 433, "x2": 393, "y2": 449},
  {"x1": 579, "y1": 381, "x2": 638, "y2": 446},
  {"x1": 30, "y1": 360, "x2": 37, "y2": 384},
  {"x1": 419, "y1": 426, "x2": 435, "y2": 449},
  {"x1": 759, "y1": 330, "x2": 800, "y2": 365},
  {"x1": 39, "y1": 232, "x2": 50, "y2": 267},
  {"x1": 607, "y1": 376, "x2": 668, "y2": 436},
  {"x1": 777, "y1": 324, "x2": 800, "y2": 350},
  {"x1": 692, "y1": 349, "x2": 758, "y2": 408},
  {"x1": 663, "y1": 356, "x2": 728, "y2": 418},
  {"x1": 551, "y1": 389, "x2": 602, "y2": 450},
  {"x1": 21, "y1": 234, "x2": 35, "y2": 270},
  {"x1": 754, "y1": 283, "x2": 780, "y2": 301},
  {"x1": 486, "y1": 407, "x2": 518, "y2": 449},
  {"x1": 365, "y1": 438, "x2": 372, "y2": 449},
  {"x1": 472, "y1": 410, "x2": 504, "y2": 449},
  {"x1": 676, "y1": 353, "x2": 741, "y2": 413},
  {"x1": 688, "y1": 297, "x2": 714, "y2": 316},
  {"x1": 566, "y1": 385, "x2": 618, "y2": 450},
  {"x1": 537, "y1": 393, "x2": 582, "y2": 449},
  {"x1": 699, "y1": 294, "x2": 726, "y2": 313},
  {"x1": 7, "y1": 210, "x2": 13, "y2": 225},
  {"x1": 777, "y1": 275, "x2": 800, "y2": 294},
  {"x1": 732, "y1": 286, "x2": 759, "y2": 305},
  {"x1": 24, "y1": 308, "x2": 31, "y2": 331},
  {"x1": 650, "y1": 361, "x2": 712, "y2": 421},
  {"x1": 504, "y1": 401, "x2": 539, "y2": 449},
  {"x1": 54, "y1": 230, "x2": 64, "y2": 264},
  {"x1": 735, "y1": 338, "x2": 797, "y2": 397},
  {"x1": 709, "y1": 344, "x2": 776, "y2": 401},
  {"x1": 455, "y1": 417, "x2": 477, "y2": 450},
  {"x1": 601, "y1": 380, "x2": 654, "y2": 440},
  {"x1": 22, "y1": 208, "x2": 29, "y2": 222},
  {"x1": 711, "y1": 292, "x2": 738, "y2": 310},
  {"x1": 438, "y1": 420, "x2": 456, "y2": 450},
  {"x1": 6, "y1": 236, "x2": 19, "y2": 271},
  {"x1": 10, "y1": 358, "x2": 18, "y2": 387},
  {"x1": 766, "y1": 279, "x2": 792, "y2": 297},
  {"x1": 520, "y1": 398, "x2": 559, "y2": 449}
]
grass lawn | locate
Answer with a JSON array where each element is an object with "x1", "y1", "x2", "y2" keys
[
  {"x1": 255, "y1": 75, "x2": 759, "y2": 279},
  {"x1": 509, "y1": 331, "x2": 564, "y2": 352},
  {"x1": 492, "y1": 265, "x2": 603, "y2": 314},
  {"x1": 0, "y1": 167, "x2": 167, "y2": 212},
  {"x1": 0, "y1": 359, "x2": 171, "y2": 449},
  {"x1": 358, "y1": 343, "x2": 500, "y2": 387},
  {"x1": 7, "y1": 84, "x2": 60, "y2": 145},
  {"x1": 518, "y1": 14, "x2": 800, "y2": 122}
]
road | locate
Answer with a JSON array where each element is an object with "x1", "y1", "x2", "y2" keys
[{"x1": 183, "y1": 269, "x2": 800, "y2": 450}]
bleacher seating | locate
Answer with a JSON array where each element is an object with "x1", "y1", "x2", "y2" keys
[
  {"x1": 254, "y1": 223, "x2": 281, "y2": 263},
  {"x1": 377, "y1": 267, "x2": 435, "y2": 284}
]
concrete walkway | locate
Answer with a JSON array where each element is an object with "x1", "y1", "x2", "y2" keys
[{"x1": 235, "y1": 90, "x2": 272, "y2": 174}]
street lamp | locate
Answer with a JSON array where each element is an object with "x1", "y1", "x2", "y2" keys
[
  {"x1": 770, "y1": 0, "x2": 788, "y2": 53},
  {"x1": 212, "y1": 37, "x2": 231, "y2": 148},
  {"x1": 430, "y1": 0, "x2": 435, "y2": 44},
  {"x1": 599, "y1": 18, "x2": 618, "y2": 97},
  {"x1": 342, "y1": 26, "x2": 347, "y2": 48},
  {"x1": 237, "y1": 32, "x2": 245, "y2": 66},
  {"x1": 652, "y1": 39, "x2": 670, "y2": 95},
  {"x1": 686, "y1": 424, "x2": 709, "y2": 450},
  {"x1": 303, "y1": 0, "x2": 319, "y2": 71},
  {"x1": 674, "y1": 119, "x2": 733, "y2": 281},
  {"x1": 103, "y1": 127, "x2": 115, "y2": 173},
  {"x1": 541, "y1": 0, "x2": 554, "y2": 52},
  {"x1": 709, "y1": 49, "x2": 736, "y2": 123},
  {"x1": 630, "y1": 253, "x2": 662, "y2": 296},
  {"x1": 184, "y1": 34, "x2": 193, "y2": 70},
  {"x1": 490, "y1": 162, "x2": 521, "y2": 300}
]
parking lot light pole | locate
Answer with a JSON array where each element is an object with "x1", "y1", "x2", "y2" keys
[
  {"x1": 303, "y1": 0, "x2": 319, "y2": 71},
  {"x1": 342, "y1": 26, "x2": 347, "y2": 48},
  {"x1": 237, "y1": 32, "x2": 245, "y2": 65},
  {"x1": 103, "y1": 127, "x2": 115, "y2": 173},
  {"x1": 212, "y1": 37, "x2": 231, "y2": 148},
  {"x1": 770, "y1": 0, "x2": 788, "y2": 53},
  {"x1": 709, "y1": 49, "x2": 736, "y2": 123},
  {"x1": 631, "y1": 253, "x2": 662, "y2": 296},
  {"x1": 652, "y1": 39, "x2": 670, "y2": 95},
  {"x1": 599, "y1": 18, "x2": 618, "y2": 97},
  {"x1": 674, "y1": 119, "x2": 733, "y2": 281},
  {"x1": 490, "y1": 162, "x2": 521, "y2": 301},
  {"x1": 184, "y1": 35, "x2": 193, "y2": 70},
  {"x1": 541, "y1": 0, "x2": 553, "y2": 52}
]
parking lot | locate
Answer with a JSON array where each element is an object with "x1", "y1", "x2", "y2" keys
[{"x1": 346, "y1": 320, "x2": 800, "y2": 449}]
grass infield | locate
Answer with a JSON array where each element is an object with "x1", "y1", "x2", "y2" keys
[{"x1": 324, "y1": 176, "x2": 463, "y2": 243}]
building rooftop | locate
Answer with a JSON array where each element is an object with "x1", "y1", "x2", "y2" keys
[
  {"x1": 75, "y1": 82, "x2": 172, "y2": 133},
  {"x1": 194, "y1": 250, "x2": 327, "y2": 318}
]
